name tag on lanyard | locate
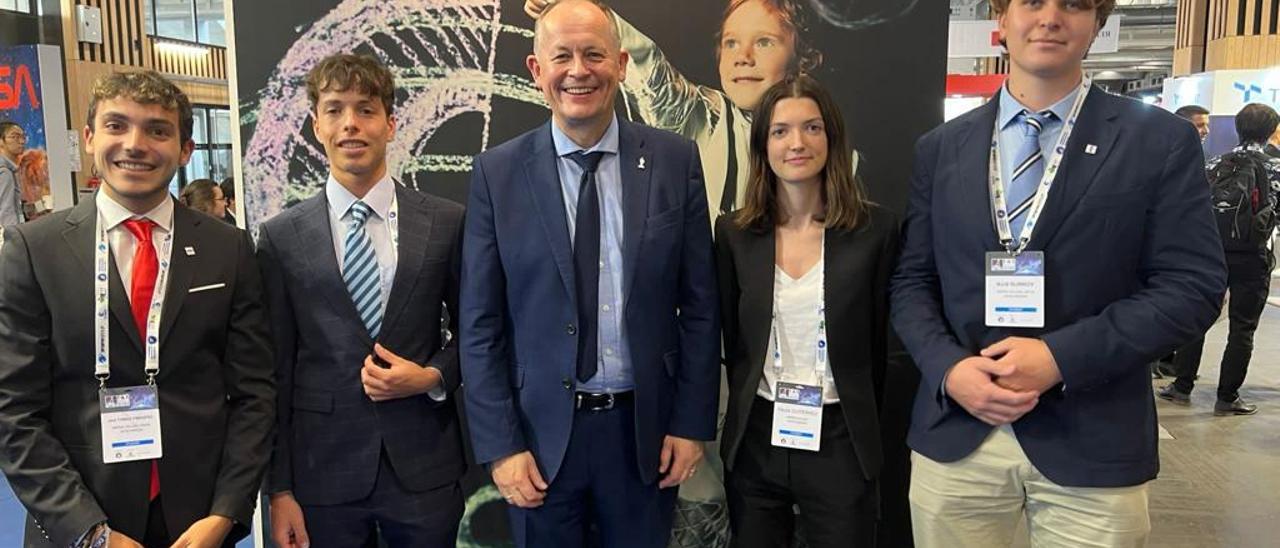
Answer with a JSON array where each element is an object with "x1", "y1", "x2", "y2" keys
[
  {"x1": 771, "y1": 381, "x2": 824, "y2": 451},
  {"x1": 94, "y1": 214, "x2": 173, "y2": 464},
  {"x1": 985, "y1": 251, "x2": 1045, "y2": 328},
  {"x1": 100, "y1": 385, "x2": 163, "y2": 463}
]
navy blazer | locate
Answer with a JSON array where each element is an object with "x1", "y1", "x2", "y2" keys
[
  {"x1": 891, "y1": 87, "x2": 1227, "y2": 488},
  {"x1": 460, "y1": 120, "x2": 720, "y2": 485},
  {"x1": 257, "y1": 186, "x2": 466, "y2": 505}
]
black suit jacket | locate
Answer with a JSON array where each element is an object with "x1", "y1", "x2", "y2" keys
[
  {"x1": 892, "y1": 87, "x2": 1227, "y2": 487},
  {"x1": 715, "y1": 205, "x2": 902, "y2": 480},
  {"x1": 0, "y1": 196, "x2": 275, "y2": 547},
  {"x1": 257, "y1": 185, "x2": 466, "y2": 505}
]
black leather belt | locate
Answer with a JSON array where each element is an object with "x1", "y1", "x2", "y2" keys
[{"x1": 574, "y1": 391, "x2": 633, "y2": 412}]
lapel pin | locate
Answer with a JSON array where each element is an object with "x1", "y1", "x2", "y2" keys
[
  {"x1": 1085, "y1": 144, "x2": 1098, "y2": 155},
  {"x1": 637, "y1": 157, "x2": 646, "y2": 170},
  {"x1": 184, "y1": 246, "x2": 195, "y2": 256}
]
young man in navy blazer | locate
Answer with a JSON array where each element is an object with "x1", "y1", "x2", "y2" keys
[
  {"x1": 460, "y1": 1, "x2": 720, "y2": 546},
  {"x1": 891, "y1": 1, "x2": 1227, "y2": 546},
  {"x1": 258, "y1": 54, "x2": 467, "y2": 547}
]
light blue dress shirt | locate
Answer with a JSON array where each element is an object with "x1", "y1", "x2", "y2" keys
[
  {"x1": 996, "y1": 83, "x2": 1081, "y2": 196},
  {"x1": 552, "y1": 116, "x2": 634, "y2": 393}
]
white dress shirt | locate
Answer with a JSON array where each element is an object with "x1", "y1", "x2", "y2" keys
[{"x1": 97, "y1": 190, "x2": 175, "y2": 299}]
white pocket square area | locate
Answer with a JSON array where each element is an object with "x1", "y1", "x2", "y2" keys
[{"x1": 188, "y1": 283, "x2": 227, "y2": 294}]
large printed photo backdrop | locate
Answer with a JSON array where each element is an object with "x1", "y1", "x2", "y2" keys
[{"x1": 232, "y1": 1, "x2": 945, "y2": 546}]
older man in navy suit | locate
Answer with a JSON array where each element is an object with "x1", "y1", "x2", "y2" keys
[
  {"x1": 460, "y1": 1, "x2": 720, "y2": 546},
  {"x1": 891, "y1": 1, "x2": 1226, "y2": 546}
]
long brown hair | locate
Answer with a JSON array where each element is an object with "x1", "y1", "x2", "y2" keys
[{"x1": 734, "y1": 75, "x2": 870, "y2": 232}]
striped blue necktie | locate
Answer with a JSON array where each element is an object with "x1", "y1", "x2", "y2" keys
[
  {"x1": 1007, "y1": 110, "x2": 1056, "y2": 236},
  {"x1": 343, "y1": 200, "x2": 382, "y2": 338}
]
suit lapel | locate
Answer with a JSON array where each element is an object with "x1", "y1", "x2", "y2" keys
[
  {"x1": 741, "y1": 227, "x2": 776, "y2": 393},
  {"x1": 1027, "y1": 87, "x2": 1121, "y2": 250},
  {"x1": 524, "y1": 122, "x2": 577, "y2": 300},
  {"x1": 957, "y1": 98, "x2": 1002, "y2": 248},
  {"x1": 62, "y1": 198, "x2": 145, "y2": 355},
  {"x1": 619, "y1": 121, "x2": 653, "y2": 302},
  {"x1": 381, "y1": 185, "x2": 432, "y2": 330},
  {"x1": 158, "y1": 202, "x2": 196, "y2": 346},
  {"x1": 292, "y1": 194, "x2": 372, "y2": 344}
]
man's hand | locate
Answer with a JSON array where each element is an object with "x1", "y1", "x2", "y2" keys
[
  {"x1": 361, "y1": 343, "x2": 442, "y2": 402},
  {"x1": 269, "y1": 492, "x2": 310, "y2": 548},
  {"x1": 944, "y1": 356, "x2": 1040, "y2": 426},
  {"x1": 167, "y1": 515, "x2": 232, "y2": 548},
  {"x1": 107, "y1": 531, "x2": 144, "y2": 548},
  {"x1": 525, "y1": 0, "x2": 553, "y2": 19},
  {"x1": 982, "y1": 337, "x2": 1063, "y2": 394},
  {"x1": 492, "y1": 451, "x2": 549, "y2": 509},
  {"x1": 657, "y1": 435, "x2": 704, "y2": 489}
]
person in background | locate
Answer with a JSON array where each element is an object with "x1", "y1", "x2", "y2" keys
[
  {"x1": 716, "y1": 75, "x2": 899, "y2": 547},
  {"x1": 1175, "y1": 104, "x2": 1211, "y2": 143},
  {"x1": 179, "y1": 178, "x2": 228, "y2": 219},
  {"x1": 220, "y1": 177, "x2": 238, "y2": 225},
  {"x1": 0, "y1": 121, "x2": 28, "y2": 227},
  {"x1": 1160, "y1": 103, "x2": 1280, "y2": 416}
]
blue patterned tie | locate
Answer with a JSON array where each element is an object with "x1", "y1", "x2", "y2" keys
[
  {"x1": 343, "y1": 201, "x2": 383, "y2": 338},
  {"x1": 1007, "y1": 110, "x2": 1055, "y2": 236}
]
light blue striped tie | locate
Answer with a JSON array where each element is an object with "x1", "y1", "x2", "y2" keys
[
  {"x1": 343, "y1": 201, "x2": 382, "y2": 338},
  {"x1": 1007, "y1": 110, "x2": 1055, "y2": 236}
]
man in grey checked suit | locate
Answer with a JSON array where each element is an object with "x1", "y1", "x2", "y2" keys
[{"x1": 256, "y1": 54, "x2": 467, "y2": 547}]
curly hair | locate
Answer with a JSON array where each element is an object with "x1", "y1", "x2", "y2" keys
[
  {"x1": 87, "y1": 71, "x2": 194, "y2": 143},
  {"x1": 305, "y1": 54, "x2": 397, "y2": 116},
  {"x1": 717, "y1": 0, "x2": 823, "y2": 76}
]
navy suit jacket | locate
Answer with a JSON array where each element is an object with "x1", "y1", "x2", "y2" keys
[
  {"x1": 460, "y1": 120, "x2": 720, "y2": 485},
  {"x1": 891, "y1": 87, "x2": 1227, "y2": 487},
  {"x1": 257, "y1": 186, "x2": 466, "y2": 505}
]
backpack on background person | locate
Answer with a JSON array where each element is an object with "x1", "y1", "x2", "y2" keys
[{"x1": 1210, "y1": 149, "x2": 1276, "y2": 251}]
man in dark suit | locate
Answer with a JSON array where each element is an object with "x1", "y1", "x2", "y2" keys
[
  {"x1": 891, "y1": 1, "x2": 1227, "y2": 546},
  {"x1": 460, "y1": 1, "x2": 720, "y2": 546},
  {"x1": 258, "y1": 54, "x2": 467, "y2": 547},
  {"x1": 0, "y1": 71, "x2": 274, "y2": 547}
]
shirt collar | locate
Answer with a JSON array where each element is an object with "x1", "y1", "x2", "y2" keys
[
  {"x1": 551, "y1": 114, "x2": 620, "y2": 157},
  {"x1": 326, "y1": 172, "x2": 396, "y2": 221},
  {"x1": 96, "y1": 189, "x2": 175, "y2": 232},
  {"x1": 997, "y1": 81, "x2": 1083, "y2": 131}
]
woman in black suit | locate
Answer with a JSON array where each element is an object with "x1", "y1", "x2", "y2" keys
[{"x1": 715, "y1": 75, "x2": 901, "y2": 548}]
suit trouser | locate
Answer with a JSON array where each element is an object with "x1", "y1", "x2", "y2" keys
[
  {"x1": 301, "y1": 449, "x2": 463, "y2": 548},
  {"x1": 1173, "y1": 250, "x2": 1271, "y2": 401},
  {"x1": 909, "y1": 426, "x2": 1150, "y2": 548},
  {"x1": 726, "y1": 397, "x2": 877, "y2": 548},
  {"x1": 507, "y1": 397, "x2": 677, "y2": 548}
]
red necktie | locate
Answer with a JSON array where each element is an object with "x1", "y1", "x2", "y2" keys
[{"x1": 121, "y1": 219, "x2": 161, "y2": 501}]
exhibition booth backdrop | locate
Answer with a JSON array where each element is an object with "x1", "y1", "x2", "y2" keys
[{"x1": 228, "y1": 0, "x2": 946, "y2": 545}]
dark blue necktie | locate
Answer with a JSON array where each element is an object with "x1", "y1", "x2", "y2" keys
[{"x1": 569, "y1": 151, "x2": 605, "y2": 383}]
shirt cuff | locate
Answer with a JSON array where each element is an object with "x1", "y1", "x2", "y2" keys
[
  {"x1": 76, "y1": 522, "x2": 109, "y2": 548},
  {"x1": 425, "y1": 366, "x2": 447, "y2": 402}
]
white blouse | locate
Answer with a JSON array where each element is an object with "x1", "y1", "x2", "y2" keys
[{"x1": 756, "y1": 258, "x2": 841, "y2": 404}]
